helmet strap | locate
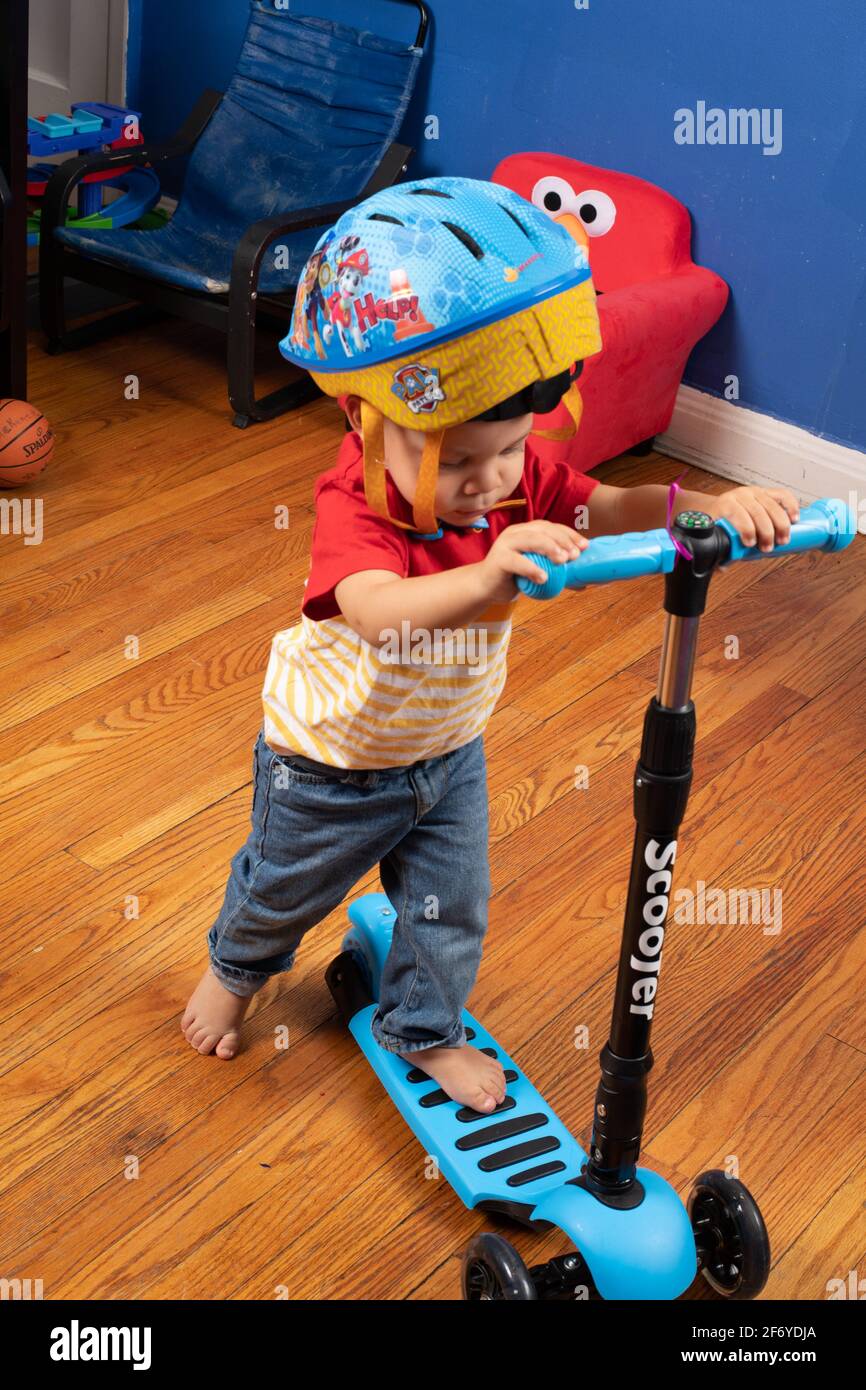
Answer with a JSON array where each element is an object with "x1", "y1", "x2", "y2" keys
[
  {"x1": 360, "y1": 398, "x2": 387, "y2": 516},
  {"x1": 360, "y1": 390, "x2": 581, "y2": 532},
  {"x1": 360, "y1": 400, "x2": 445, "y2": 535},
  {"x1": 360, "y1": 399, "x2": 416, "y2": 532},
  {"x1": 530, "y1": 380, "x2": 584, "y2": 441},
  {"x1": 412, "y1": 428, "x2": 444, "y2": 534},
  {"x1": 487, "y1": 497, "x2": 528, "y2": 514},
  {"x1": 488, "y1": 382, "x2": 583, "y2": 514}
]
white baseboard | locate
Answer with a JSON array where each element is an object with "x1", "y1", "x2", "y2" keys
[{"x1": 656, "y1": 385, "x2": 866, "y2": 503}]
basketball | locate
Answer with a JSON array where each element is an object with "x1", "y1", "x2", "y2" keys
[{"x1": 0, "y1": 399, "x2": 55, "y2": 487}]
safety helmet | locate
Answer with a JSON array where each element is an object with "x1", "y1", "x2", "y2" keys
[{"x1": 279, "y1": 175, "x2": 602, "y2": 535}]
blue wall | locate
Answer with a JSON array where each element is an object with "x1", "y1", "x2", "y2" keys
[{"x1": 126, "y1": 0, "x2": 866, "y2": 454}]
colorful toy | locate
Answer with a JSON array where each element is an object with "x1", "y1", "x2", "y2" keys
[
  {"x1": 0, "y1": 399, "x2": 54, "y2": 486},
  {"x1": 493, "y1": 154, "x2": 729, "y2": 470},
  {"x1": 325, "y1": 499, "x2": 855, "y2": 1301},
  {"x1": 27, "y1": 101, "x2": 166, "y2": 247}
]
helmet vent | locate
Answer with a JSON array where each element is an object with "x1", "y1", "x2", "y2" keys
[
  {"x1": 367, "y1": 213, "x2": 405, "y2": 225},
  {"x1": 499, "y1": 204, "x2": 531, "y2": 239},
  {"x1": 441, "y1": 222, "x2": 485, "y2": 260},
  {"x1": 408, "y1": 188, "x2": 453, "y2": 198}
]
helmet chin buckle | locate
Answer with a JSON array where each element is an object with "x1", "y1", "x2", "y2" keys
[
  {"x1": 408, "y1": 514, "x2": 491, "y2": 542},
  {"x1": 408, "y1": 526, "x2": 445, "y2": 541}
]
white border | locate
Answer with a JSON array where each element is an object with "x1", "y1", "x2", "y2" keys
[
  {"x1": 107, "y1": 0, "x2": 129, "y2": 105},
  {"x1": 656, "y1": 385, "x2": 866, "y2": 503}
]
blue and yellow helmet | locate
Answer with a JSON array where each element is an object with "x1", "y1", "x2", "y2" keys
[{"x1": 280, "y1": 176, "x2": 602, "y2": 534}]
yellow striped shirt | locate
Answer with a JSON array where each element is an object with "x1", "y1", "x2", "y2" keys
[
  {"x1": 262, "y1": 602, "x2": 514, "y2": 769},
  {"x1": 259, "y1": 427, "x2": 597, "y2": 769}
]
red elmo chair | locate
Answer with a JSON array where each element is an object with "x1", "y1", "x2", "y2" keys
[{"x1": 492, "y1": 153, "x2": 729, "y2": 472}]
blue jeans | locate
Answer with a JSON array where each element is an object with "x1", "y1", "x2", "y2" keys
[{"x1": 207, "y1": 729, "x2": 491, "y2": 1054}]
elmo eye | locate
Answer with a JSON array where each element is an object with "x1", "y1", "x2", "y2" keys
[
  {"x1": 574, "y1": 189, "x2": 617, "y2": 237},
  {"x1": 530, "y1": 175, "x2": 576, "y2": 217}
]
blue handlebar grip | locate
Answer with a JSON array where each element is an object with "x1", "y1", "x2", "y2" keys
[
  {"x1": 717, "y1": 497, "x2": 857, "y2": 564},
  {"x1": 517, "y1": 527, "x2": 677, "y2": 599},
  {"x1": 515, "y1": 499, "x2": 856, "y2": 599}
]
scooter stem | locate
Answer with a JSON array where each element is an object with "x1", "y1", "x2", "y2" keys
[{"x1": 581, "y1": 511, "x2": 721, "y2": 1207}]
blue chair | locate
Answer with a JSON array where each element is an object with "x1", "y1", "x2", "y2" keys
[{"x1": 38, "y1": 0, "x2": 428, "y2": 425}]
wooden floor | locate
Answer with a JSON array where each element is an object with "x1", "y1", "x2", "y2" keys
[{"x1": 2, "y1": 310, "x2": 865, "y2": 1301}]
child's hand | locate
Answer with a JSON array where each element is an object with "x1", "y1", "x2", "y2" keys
[
  {"x1": 705, "y1": 485, "x2": 801, "y2": 553},
  {"x1": 479, "y1": 521, "x2": 589, "y2": 602}
]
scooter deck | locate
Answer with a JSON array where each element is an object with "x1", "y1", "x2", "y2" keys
[
  {"x1": 326, "y1": 894, "x2": 590, "y2": 1228},
  {"x1": 348, "y1": 1002, "x2": 590, "y2": 1227}
]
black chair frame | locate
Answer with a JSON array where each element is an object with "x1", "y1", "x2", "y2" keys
[
  {"x1": 1, "y1": 0, "x2": 28, "y2": 398},
  {"x1": 38, "y1": 0, "x2": 429, "y2": 426}
]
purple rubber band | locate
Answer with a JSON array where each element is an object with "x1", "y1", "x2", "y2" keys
[{"x1": 666, "y1": 474, "x2": 694, "y2": 562}]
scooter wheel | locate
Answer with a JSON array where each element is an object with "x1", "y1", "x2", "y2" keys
[
  {"x1": 461, "y1": 1232, "x2": 538, "y2": 1301},
  {"x1": 688, "y1": 1169, "x2": 771, "y2": 1300}
]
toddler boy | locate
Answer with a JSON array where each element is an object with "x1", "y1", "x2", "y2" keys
[{"x1": 182, "y1": 177, "x2": 797, "y2": 1114}]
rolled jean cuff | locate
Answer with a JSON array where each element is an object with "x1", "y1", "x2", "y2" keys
[
  {"x1": 370, "y1": 1015, "x2": 468, "y2": 1055},
  {"x1": 208, "y1": 956, "x2": 271, "y2": 998}
]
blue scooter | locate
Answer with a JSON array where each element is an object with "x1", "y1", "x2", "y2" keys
[{"x1": 325, "y1": 499, "x2": 855, "y2": 1300}]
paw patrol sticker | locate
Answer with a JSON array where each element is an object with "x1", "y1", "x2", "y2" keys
[
  {"x1": 391, "y1": 364, "x2": 446, "y2": 413},
  {"x1": 290, "y1": 234, "x2": 438, "y2": 362},
  {"x1": 323, "y1": 237, "x2": 370, "y2": 356},
  {"x1": 289, "y1": 236, "x2": 334, "y2": 361}
]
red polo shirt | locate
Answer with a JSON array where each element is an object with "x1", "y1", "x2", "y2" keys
[{"x1": 302, "y1": 429, "x2": 599, "y2": 621}]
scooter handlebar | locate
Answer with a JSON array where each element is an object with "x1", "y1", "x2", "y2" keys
[
  {"x1": 716, "y1": 496, "x2": 853, "y2": 563},
  {"x1": 516, "y1": 498, "x2": 856, "y2": 599}
]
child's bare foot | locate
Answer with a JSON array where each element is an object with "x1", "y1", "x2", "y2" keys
[
  {"x1": 181, "y1": 966, "x2": 251, "y2": 1059},
  {"x1": 399, "y1": 1043, "x2": 507, "y2": 1113}
]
